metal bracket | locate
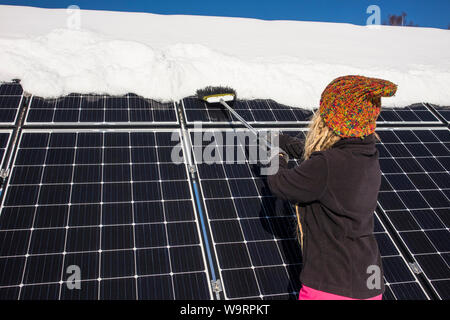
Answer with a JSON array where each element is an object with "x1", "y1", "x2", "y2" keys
[
  {"x1": 0, "y1": 169, "x2": 9, "y2": 179},
  {"x1": 188, "y1": 165, "x2": 197, "y2": 174},
  {"x1": 211, "y1": 279, "x2": 223, "y2": 293},
  {"x1": 409, "y1": 262, "x2": 423, "y2": 274}
]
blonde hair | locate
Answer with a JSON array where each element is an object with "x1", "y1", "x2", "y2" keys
[{"x1": 302, "y1": 112, "x2": 341, "y2": 160}]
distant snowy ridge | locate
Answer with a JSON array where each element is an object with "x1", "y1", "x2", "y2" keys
[{"x1": 0, "y1": 5, "x2": 449, "y2": 109}]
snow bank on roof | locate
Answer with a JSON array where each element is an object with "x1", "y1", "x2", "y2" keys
[{"x1": 0, "y1": 5, "x2": 449, "y2": 108}]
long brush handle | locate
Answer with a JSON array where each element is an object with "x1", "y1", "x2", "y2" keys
[{"x1": 219, "y1": 99, "x2": 274, "y2": 149}]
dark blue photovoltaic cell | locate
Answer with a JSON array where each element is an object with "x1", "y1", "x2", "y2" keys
[
  {"x1": 0, "y1": 83, "x2": 23, "y2": 124},
  {"x1": 0, "y1": 129, "x2": 211, "y2": 300},
  {"x1": 26, "y1": 95, "x2": 177, "y2": 124},
  {"x1": 376, "y1": 128, "x2": 450, "y2": 300}
]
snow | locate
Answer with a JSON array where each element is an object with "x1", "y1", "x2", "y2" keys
[{"x1": 0, "y1": 5, "x2": 449, "y2": 109}]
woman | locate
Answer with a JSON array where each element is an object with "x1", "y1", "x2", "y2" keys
[{"x1": 267, "y1": 75, "x2": 397, "y2": 300}]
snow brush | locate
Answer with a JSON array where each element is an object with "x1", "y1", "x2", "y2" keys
[
  {"x1": 196, "y1": 86, "x2": 236, "y2": 104},
  {"x1": 196, "y1": 86, "x2": 287, "y2": 159}
]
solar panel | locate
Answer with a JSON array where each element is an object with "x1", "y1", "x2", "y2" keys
[
  {"x1": 182, "y1": 97, "x2": 313, "y2": 125},
  {"x1": 188, "y1": 127, "x2": 430, "y2": 300},
  {"x1": 0, "y1": 129, "x2": 212, "y2": 300},
  {"x1": 25, "y1": 94, "x2": 178, "y2": 125},
  {"x1": 378, "y1": 104, "x2": 442, "y2": 124},
  {"x1": 376, "y1": 128, "x2": 450, "y2": 299},
  {"x1": 0, "y1": 83, "x2": 23, "y2": 125}
]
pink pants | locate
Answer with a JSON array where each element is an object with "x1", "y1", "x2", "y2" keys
[{"x1": 298, "y1": 285, "x2": 382, "y2": 300}]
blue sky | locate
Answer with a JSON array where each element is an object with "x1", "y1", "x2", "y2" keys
[{"x1": 2, "y1": 0, "x2": 449, "y2": 29}]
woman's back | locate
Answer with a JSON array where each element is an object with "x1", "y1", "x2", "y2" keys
[
  {"x1": 267, "y1": 75, "x2": 398, "y2": 300},
  {"x1": 297, "y1": 134, "x2": 383, "y2": 299}
]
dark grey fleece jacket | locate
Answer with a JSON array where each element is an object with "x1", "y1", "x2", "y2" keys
[{"x1": 267, "y1": 134, "x2": 384, "y2": 299}]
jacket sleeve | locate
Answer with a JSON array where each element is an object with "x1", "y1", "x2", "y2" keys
[{"x1": 267, "y1": 153, "x2": 328, "y2": 203}]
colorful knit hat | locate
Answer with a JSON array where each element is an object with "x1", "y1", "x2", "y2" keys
[{"x1": 319, "y1": 75, "x2": 397, "y2": 138}]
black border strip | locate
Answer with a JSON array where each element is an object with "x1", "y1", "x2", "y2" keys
[{"x1": 176, "y1": 103, "x2": 223, "y2": 300}]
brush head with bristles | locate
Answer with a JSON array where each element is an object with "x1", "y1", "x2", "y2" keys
[{"x1": 196, "y1": 86, "x2": 236, "y2": 103}]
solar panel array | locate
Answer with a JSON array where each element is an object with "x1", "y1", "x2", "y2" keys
[{"x1": 0, "y1": 82, "x2": 449, "y2": 300}]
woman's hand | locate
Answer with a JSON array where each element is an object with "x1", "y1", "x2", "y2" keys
[{"x1": 278, "y1": 134, "x2": 304, "y2": 159}]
